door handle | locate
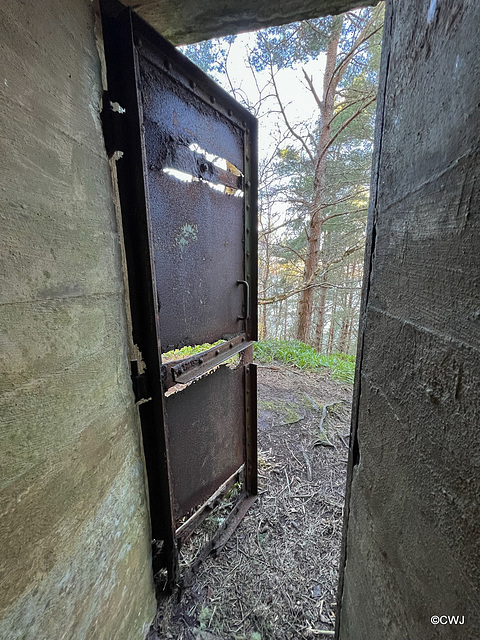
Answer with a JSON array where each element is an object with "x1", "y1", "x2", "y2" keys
[{"x1": 237, "y1": 279, "x2": 250, "y2": 320}]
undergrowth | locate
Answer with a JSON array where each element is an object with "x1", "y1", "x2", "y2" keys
[
  {"x1": 162, "y1": 339, "x2": 355, "y2": 383},
  {"x1": 162, "y1": 340, "x2": 224, "y2": 362},
  {"x1": 254, "y1": 339, "x2": 356, "y2": 384}
]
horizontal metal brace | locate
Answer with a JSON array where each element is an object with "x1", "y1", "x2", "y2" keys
[
  {"x1": 161, "y1": 334, "x2": 252, "y2": 390},
  {"x1": 176, "y1": 464, "x2": 245, "y2": 542},
  {"x1": 180, "y1": 492, "x2": 257, "y2": 590}
]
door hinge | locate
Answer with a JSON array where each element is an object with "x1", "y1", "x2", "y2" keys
[
  {"x1": 101, "y1": 90, "x2": 126, "y2": 158},
  {"x1": 130, "y1": 359, "x2": 149, "y2": 403}
]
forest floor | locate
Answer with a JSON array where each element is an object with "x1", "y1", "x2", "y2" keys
[{"x1": 149, "y1": 364, "x2": 353, "y2": 640}]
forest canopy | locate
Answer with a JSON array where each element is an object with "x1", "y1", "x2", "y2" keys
[{"x1": 181, "y1": 5, "x2": 384, "y2": 355}]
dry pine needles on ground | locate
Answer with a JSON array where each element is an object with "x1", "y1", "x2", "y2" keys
[{"x1": 150, "y1": 365, "x2": 352, "y2": 640}]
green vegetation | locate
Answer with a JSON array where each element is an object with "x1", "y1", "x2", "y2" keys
[
  {"x1": 257, "y1": 398, "x2": 303, "y2": 424},
  {"x1": 254, "y1": 339, "x2": 356, "y2": 384},
  {"x1": 162, "y1": 340, "x2": 224, "y2": 362},
  {"x1": 162, "y1": 339, "x2": 355, "y2": 382}
]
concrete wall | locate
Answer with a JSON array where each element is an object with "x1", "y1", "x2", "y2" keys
[
  {"x1": 122, "y1": 0, "x2": 377, "y2": 44},
  {"x1": 338, "y1": 1, "x2": 480, "y2": 638},
  {"x1": 0, "y1": 0, "x2": 157, "y2": 638},
  {"x1": 3, "y1": 0, "x2": 480, "y2": 638}
]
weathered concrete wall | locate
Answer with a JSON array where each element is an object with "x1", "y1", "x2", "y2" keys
[
  {"x1": 0, "y1": 0, "x2": 156, "y2": 638},
  {"x1": 122, "y1": 0, "x2": 377, "y2": 44},
  {"x1": 338, "y1": 1, "x2": 480, "y2": 639}
]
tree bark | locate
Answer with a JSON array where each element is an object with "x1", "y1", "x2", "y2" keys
[
  {"x1": 313, "y1": 271, "x2": 329, "y2": 351},
  {"x1": 337, "y1": 261, "x2": 355, "y2": 352},
  {"x1": 327, "y1": 289, "x2": 338, "y2": 355},
  {"x1": 346, "y1": 314, "x2": 356, "y2": 354},
  {"x1": 345, "y1": 262, "x2": 359, "y2": 353},
  {"x1": 276, "y1": 300, "x2": 281, "y2": 338},
  {"x1": 296, "y1": 15, "x2": 343, "y2": 343}
]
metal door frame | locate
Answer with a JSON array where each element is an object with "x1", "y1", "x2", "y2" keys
[{"x1": 100, "y1": 0, "x2": 257, "y2": 586}]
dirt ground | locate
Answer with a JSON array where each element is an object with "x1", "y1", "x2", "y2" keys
[{"x1": 149, "y1": 364, "x2": 353, "y2": 640}]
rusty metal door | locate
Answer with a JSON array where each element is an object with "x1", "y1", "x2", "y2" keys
[{"x1": 101, "y1": 1, "x2": 257, "y2": 583}]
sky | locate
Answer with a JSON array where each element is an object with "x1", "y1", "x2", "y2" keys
[
  {"x1": 225, "y1": 32, "x2": 325, "y2": 155},
  {"x1": 182, "y1": 31, "x2": 327, "y2": 159}
]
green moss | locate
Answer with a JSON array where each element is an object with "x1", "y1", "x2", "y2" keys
[
  {"x1": 257, "y1": 398, "x2": 302, "y2": 424},
  {"x1": 198, "y1": 606, "x2": 213, "y2": 629},
  {"x1": 257, "y1": 399, "x2": 277, "y2": 411},
  {"x1": 162, "y1": 340, "x2": 224, "y2": 362},
  {"x1": 300, "y1": 393, "x2": 323, "y2": 412}
]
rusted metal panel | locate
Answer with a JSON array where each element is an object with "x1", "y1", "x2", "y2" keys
[
  {"x1": 165, "y1": 363, "x2": 246, "y2": 519},
  {"x1": 149, "y1": 174, "x2": 245, "y2": 349},
  {"x1": 137, "y1": 44, "x2": 248, "y2": 350},
  {"x1": 139, "y1": 45, "x2": 245, "y2": 169},
  {"x1": 100, "y1": 0, "x2": 258, "y2": 583}
]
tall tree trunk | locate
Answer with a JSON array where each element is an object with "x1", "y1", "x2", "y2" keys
[
  {"x1": 296, "y1": 15, "x2": 343, "y2": 343},
  {"x1": 345, "y1": 262, "x2": 359, "y2": 353},
  {"x1": 338, "y1": 262, "x2": 355, "y2": 352},
  {"x1": 337, "y1": 308, "x2": 348, "y2": 353},
  {"x1": 272, "y1": 300, "x2": 283, "y2": 339},
  {"x1": 313, "y1": 271, "x2": 329, "y2": 351},
  {"x1": 344, "y1": 315, "x2": 353, "y2": 354},
  {"x1": 259, "y1": 208, "x2": 271, "y2": 340},
  {"x1": 346, "y1": 313, "x2": 356, "y2": 354},
  {"x1": 327, "y1": 290, "x2": 337, "y2": 354},
  {"x1": 261, "y1": 303, "x2": 267, "y2": 340}
]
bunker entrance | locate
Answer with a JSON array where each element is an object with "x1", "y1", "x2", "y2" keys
[{"x1": 101, "y1": 1, "x2": 258, "y2": 585}]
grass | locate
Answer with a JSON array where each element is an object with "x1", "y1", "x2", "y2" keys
[
  {"x1": 254, "y1": 339, "x2": 356, "y2": 384},
  {"x1": 162, "y1": 340, "x2": 224, "y2": 362}
]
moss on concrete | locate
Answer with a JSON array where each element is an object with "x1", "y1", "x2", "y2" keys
[{"x1": 0, "y1": 0, "x2": 156, "y2": 636}]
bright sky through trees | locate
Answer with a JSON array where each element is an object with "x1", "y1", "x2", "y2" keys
[
  {"x1": 181, "y1": 32, "x2": 327, "y2": 163},
  {"x1": 180, "y1": 7, "x2": 383, "y2": 351}
]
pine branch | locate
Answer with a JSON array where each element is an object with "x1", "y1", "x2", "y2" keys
[
  {"x1": 278, "y1": 244, "x2": 306, "y2": 262},
  {"x1": 319, "y1": 189, "x2": 370, "y2": 209},
  {"x1": 316, "y1": 96, "x2": 377, "y2": 166},
  {"x1": 259, "y1": 243, "x2": 364, "y2": 305},
  {"x1": 329, "y1": 93, "x2": 377, "y2": 124},
  {"x1": 316, "y1": 207, "x2": 368, "y2": 223},
  {"x1": 332, "y1": 20, "x2": 383, "y2": 83},
  {"x1": 302, "y1": 68, "x2": 324, "y2": 111},
  {"x1": 269, "y1": 61, "x2": 315, "y2": 165},
  {"x1": 259, "y1": 217, "x2": 304, "y2": 238}
]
